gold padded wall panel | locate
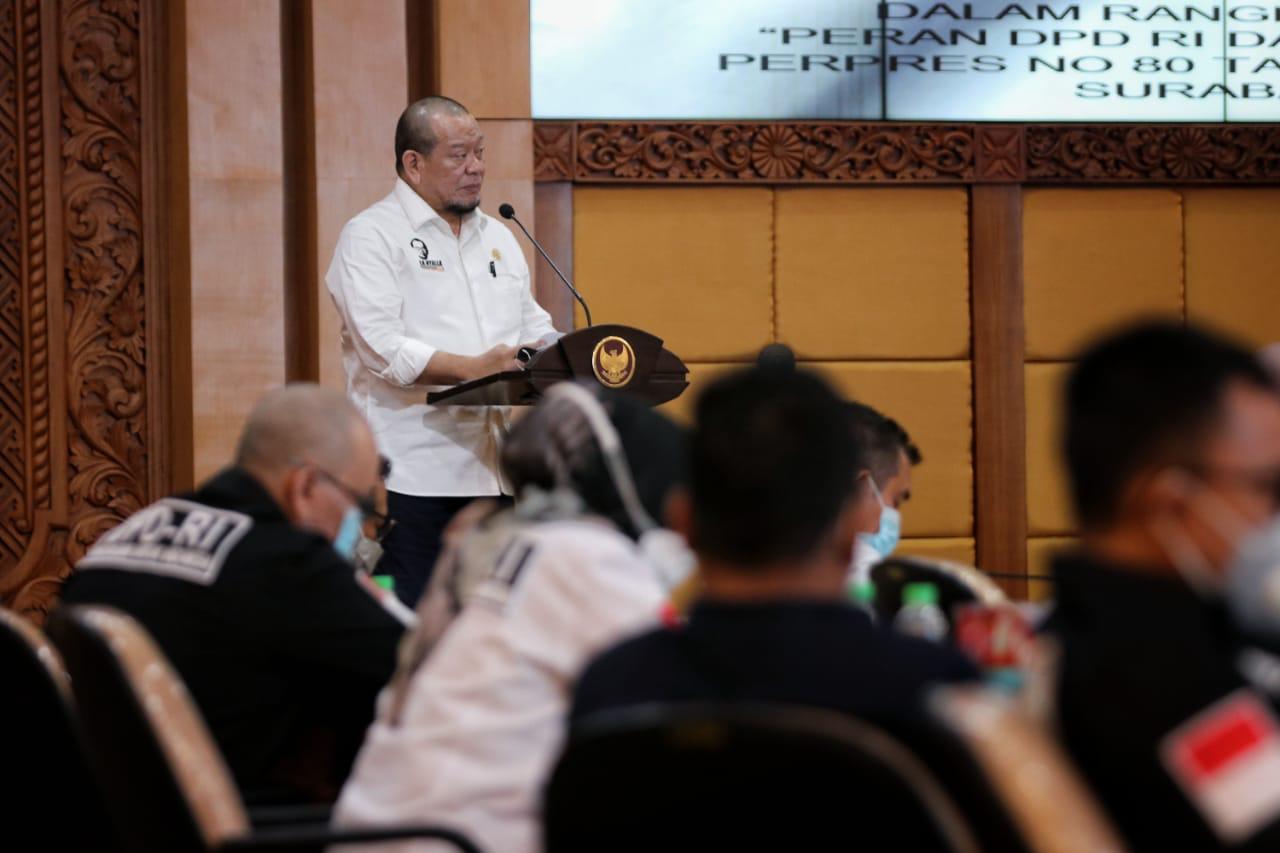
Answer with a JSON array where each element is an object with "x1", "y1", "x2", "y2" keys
[
  {"x1": 899, "y1": 538, "x2": 976, "y2": 567},
  {"x1": 1026, "y1": 363, "x2": 1074, "y2": 536},
  {"x1": 574, "y1": 187, "x2": 774, "y2": 362},
  {"x1": 663, "y1": 361, "x2": 972, "y2": 539},
  {"x1": 816, "y1": 362, "x2": 973, "y2": 539},
  {"x1": 775, "y1": 188, "x2": 970, "y2": 359},
  {"x1": 1024, "y1": 189, "x2": 1183, "y2": 360},
  {"x1": 1028, "y1": 537, "x2": 1077, "y2": 601},
  {"x1": 660, "y1": 362, "x2": 740, "y2": 426},
  {"x1": 1185, "y1": 189, "x2": 1280, "y2": 348}
]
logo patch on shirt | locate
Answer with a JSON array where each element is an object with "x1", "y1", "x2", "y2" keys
[
  {"x1": 1160, "y1": 689, "x2": 1280, "y2": 842},
  {"x1": 76, "y1": 498, "x2": 253, "y2": 586},
  {"x1": 409, "y1": 237, "x2": 443, "y2": 271}
]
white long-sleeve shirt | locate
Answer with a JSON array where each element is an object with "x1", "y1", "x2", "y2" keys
[
  {"x1": 333, "y1": 518, "x2": 666, "y2": 853},
  {"x1": 326, "y1": 179, "x2": 559, "y2": 497}
]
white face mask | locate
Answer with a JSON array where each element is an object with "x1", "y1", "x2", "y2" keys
[
  {"x1": 1226, "y1": 513, "x2": 1280, "y2": 644},
  {"x1": 857, "y1": 477, "x2": 902, "y2": 560},
  {"x1": 332, "y1": 505, "x2": 364, "y2": 562}
]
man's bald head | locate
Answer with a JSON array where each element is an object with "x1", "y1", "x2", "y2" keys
[
  {"x1": 395, "y1": 95, "x2": 470, "y2": 176},
  {"x1": 236, "y1": 384, "x2": 369, "y2": 476}
]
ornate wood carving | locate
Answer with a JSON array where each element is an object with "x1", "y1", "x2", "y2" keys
[
  {"x1": 533, "y1": 122, "x2": 572, "y2": 182},
  {"x1": 976, "y1": 126, "x2": 1025, "y2": 183},
  {"x1": 0, "y1": 0, "x2": 63, "y2": 620},
  {"x1": 564, "y1": 122, "x2": 976, "y2": 183},
  {"x1": 1026, "y1": 125, "x2": 1280, "y2": 183},
  {"x1": 0, "y1": 0, "x2": 156, "y2": 622},
  {"x1": 536, "y1": 121, "x2": 1280, "y2": 184},
  {"x1": 60, "y1": 0, "x2": 147, "y2": 578}
]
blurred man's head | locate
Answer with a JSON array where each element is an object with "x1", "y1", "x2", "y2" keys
[
  {"x1": 235, "y1": 384, "x2": 382, "y2": 547},
  {"x1": 849, "y1": 402, "x2": 921, "y2": 527},
  {"x1": 847, "y1": 402, "x2": 922, "y2": 567},
  {"x1": 394, "y1": 96, "x2": 484, "y2": 218},
  {"x1": 1065, "y1": 322, "x2": 1280, "y2": 582},
  {"x1": 501, "y1": 383, "x2": 686, "y2": 540},
  {"x1": 670, "y1": 367, "x2": 867, "y2": 597}
]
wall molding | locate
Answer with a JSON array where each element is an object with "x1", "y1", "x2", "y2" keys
[{"x1": 534, "y1": 122, "x2": 1280, "y2": 185}]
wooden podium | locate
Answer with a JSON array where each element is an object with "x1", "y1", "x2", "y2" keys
[{"x1": 425, "y1": 324, "x2": 689, "y2": 407}]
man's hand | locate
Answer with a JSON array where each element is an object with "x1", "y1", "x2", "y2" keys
[{"x1": 465, "y1": 344, "x2": 521, "y2": 381}]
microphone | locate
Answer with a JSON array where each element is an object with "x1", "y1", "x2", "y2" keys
[{"x1": 498, "y1": 203, "x2": 592, "y2": 327}]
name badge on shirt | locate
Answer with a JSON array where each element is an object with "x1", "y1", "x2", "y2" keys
[
  {"x1": 76, "y1": 498, "x2": 253, "y2": 586},
  {"x1": 410, "y1": 238, "x2": 444, "y2": 272}
]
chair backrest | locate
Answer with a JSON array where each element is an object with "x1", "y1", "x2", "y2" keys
[
  {"x1": 544, "y1": 703, "x2": 980, "y2": 852},
  {"x1": 927, "y1": 686, "x2": 1128, "y2": 853},
  {"x1": 47, "y1": 605, "x2": 250, "y2": 852},
  {"x1": 871, "y1": 556, "x2": 1007, "y2": 630},
  {"x1": 0, "y1": 607, "x2": 120, "y2": 850}
]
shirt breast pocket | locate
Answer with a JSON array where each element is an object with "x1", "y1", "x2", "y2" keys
[{"x1": 488, "y1": 272, "x2": 527, "y2": 336}]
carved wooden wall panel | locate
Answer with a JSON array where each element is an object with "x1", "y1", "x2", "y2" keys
[
  {"x1": 0, "y1": 0, "x2": 158, "y2": 622},
  {"x1": 536, "y1": 122, "x2": 1280, "y2": 185}
]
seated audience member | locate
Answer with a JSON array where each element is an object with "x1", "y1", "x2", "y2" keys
[
  {"x1": 59, "y1": 384, "x2": 404, "y2": 801},
  {"x1": 333, "y1": 383, "x2": 688, "y2": 853},
  {"x1": 847, "y1": 401, "x2": 923, "y2": 585},
  {"x1": 571, "y1": 367, "x2": 976, "y2": 727},
  {"x1": 1044, "y1": 322, "x2": 1280, "y2": 851}
]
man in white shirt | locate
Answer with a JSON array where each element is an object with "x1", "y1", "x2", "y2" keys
[{"x1": 326, "y1": 96, "x2": 560, "y2": 606}]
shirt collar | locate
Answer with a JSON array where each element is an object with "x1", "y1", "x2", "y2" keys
[{"x1": 393, "y1": 177, "x2": 488, "y2": 237}]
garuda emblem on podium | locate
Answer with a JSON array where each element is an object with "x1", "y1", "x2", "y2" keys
[{"x1": 592, "y1": 336, "x2": 636, "y2": 389}]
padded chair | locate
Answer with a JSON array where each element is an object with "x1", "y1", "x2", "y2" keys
[
  {"x1": 871, "y1": 556, "x2": 1007, "y2": 632},
  {"x1": 922, "y1": 686, "x2": 1127, "y2": 853},
  {"x1": 0, "y1": 607, "x2": 122, "y2": 850},
  {"x1": 47, "y1": 605, "x2": 481, "y2": 853},
  {"x1": 544, "y1": 703, "x2": 980, "y2": 852}
]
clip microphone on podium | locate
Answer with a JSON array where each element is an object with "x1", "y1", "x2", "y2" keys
[{"x1": 425, "y1": 203, "x2": 687, "y2": 408}]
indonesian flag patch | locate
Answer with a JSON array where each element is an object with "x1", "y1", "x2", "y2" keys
[{"x1": 1160, "y1": 689, "x2": 1280, "y2": 843}]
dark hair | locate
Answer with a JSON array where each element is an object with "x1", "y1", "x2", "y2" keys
[
  {"x1": 847, "y1": 401, "x2": 922, "y2": 486},
  {"x1": 691, "y1": 367, "x2": 863, "y2": 567},
  {"x1": 501, "y1": 387, "x2": 686, "y2": 539},
  {"x1": 1065, "y1": 321, "x2": 1275, "y2": 529},
  {"x1": 394, "y1": 95, "x2": 469, "y2": 175}
]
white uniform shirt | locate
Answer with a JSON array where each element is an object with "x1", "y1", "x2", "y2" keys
[
  {"x1": 333, "y1": 518, "x2": 666, "y2": 853},
  {"x1": 326, "y1": 179, "x2": 559, "y2": 497}
]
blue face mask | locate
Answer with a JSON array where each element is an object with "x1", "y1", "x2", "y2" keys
[
  {"x1": 333, "y1": 506, "x2": 364, "y2": 561},
  {"x1": 858, "y1": 479, "x2": 902, "y2": 559}
]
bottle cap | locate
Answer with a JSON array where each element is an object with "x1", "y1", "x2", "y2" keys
[
  {"x1": 902, "y1": 582, "x2": 938, "y2": 607},
  {"x1": 851, "y1": 581, "x2": 877, "y2": 605}
]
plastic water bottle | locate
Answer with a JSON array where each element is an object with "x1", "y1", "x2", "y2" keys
[{"x1": 894, "y1": 582, "x2": 948, "y2": 642}]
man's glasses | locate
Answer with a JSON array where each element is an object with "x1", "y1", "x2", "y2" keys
[{"x1": 292, "y1": 456, "x2": 396, "y2": 541}]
